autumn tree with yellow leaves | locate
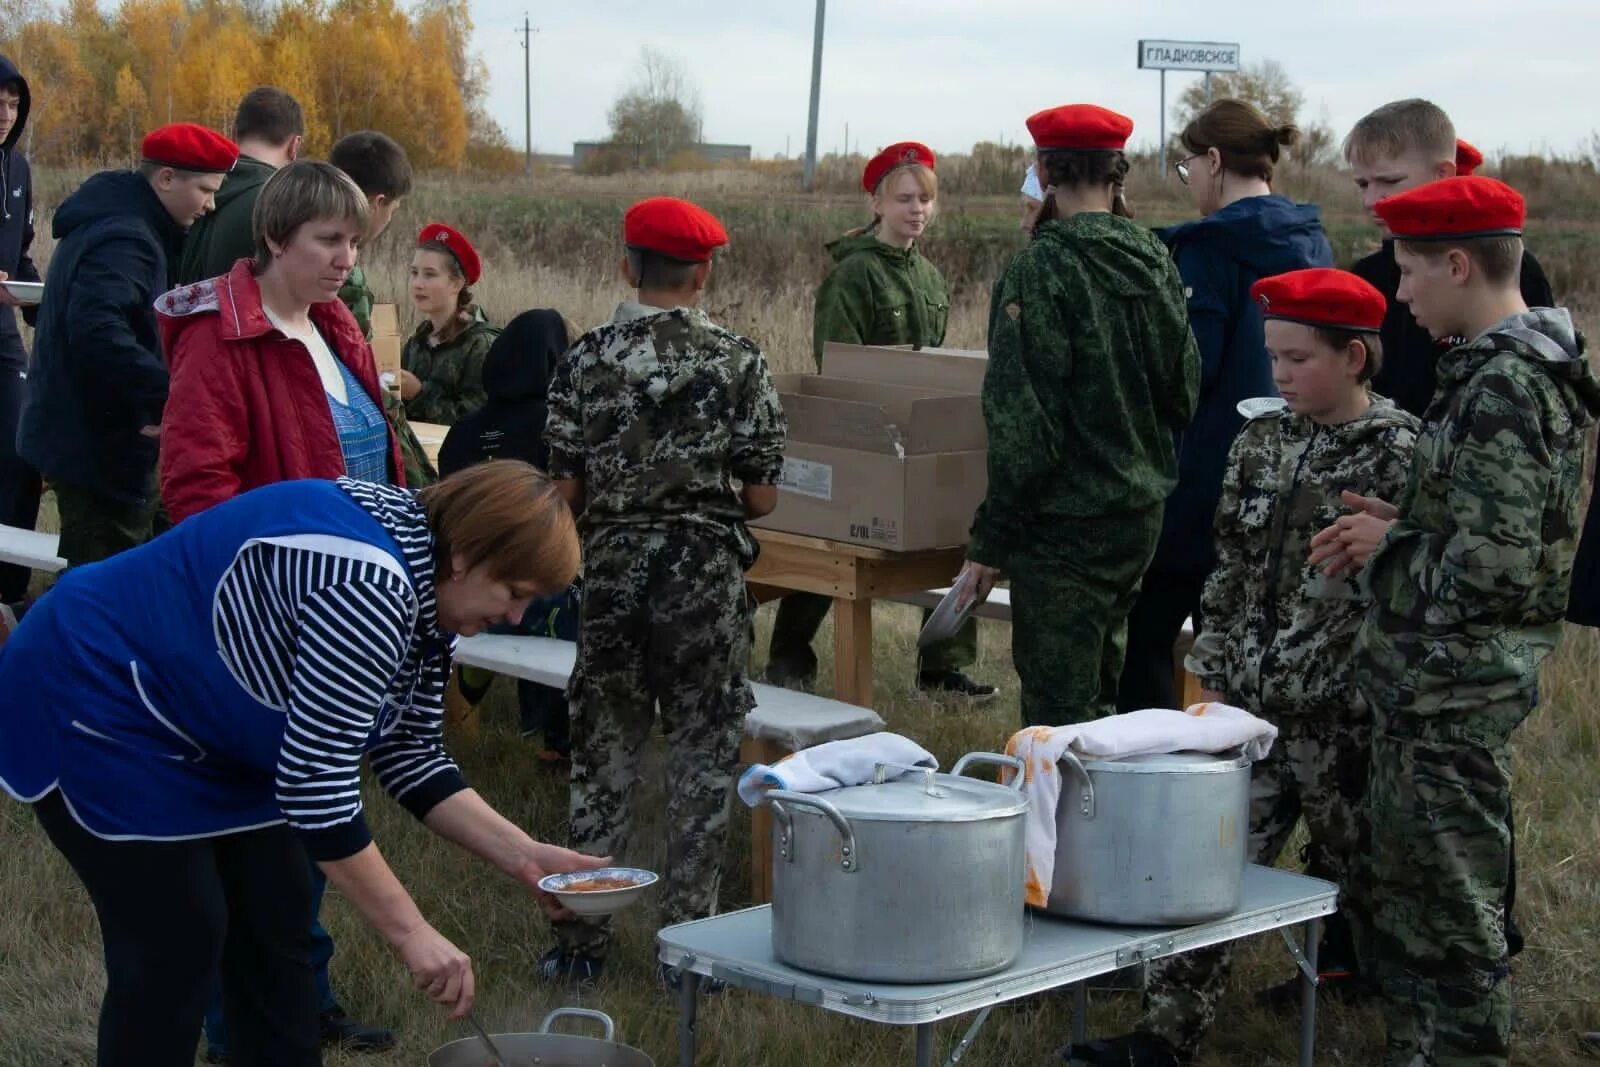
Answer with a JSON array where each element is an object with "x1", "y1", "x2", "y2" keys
[{"x1": 0, "y1": 0, "x2": 514, "y2": 170}]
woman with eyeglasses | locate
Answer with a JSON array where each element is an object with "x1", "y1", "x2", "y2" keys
[{"x1": 1114, "y1": 98, "x2": 1333, "y2": 717}]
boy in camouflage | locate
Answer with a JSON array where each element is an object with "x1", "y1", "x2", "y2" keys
[
  {"x1": 1312, "y1": 177, "x2": 1600, "y2": 1067},
  {"x1": 539, "y1": 196, "x2": 787, "y2": 988},
  {"x1": 1081, "y1": 268, "x2": 1418, "y2": 1067}
]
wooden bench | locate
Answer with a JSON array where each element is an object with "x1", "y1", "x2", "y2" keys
[
  {"x1": 0, "y1": 524, "x2": 67, "y2": 574},
  {"x1": 451, "y1": 633, "x2": 884, "y2": 904},
  {"x1": 883, "y1": 585, "x2": 1013, "y2": 620}
]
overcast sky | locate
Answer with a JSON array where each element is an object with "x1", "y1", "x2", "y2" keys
[{"x1": 469, "y1": 1, "x2": 1599, "y2": 162}]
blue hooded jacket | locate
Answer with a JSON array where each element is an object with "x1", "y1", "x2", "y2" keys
[
  {"x1": 18, "y1": 169, "x2": 186, "y2": 503},
  {"x1": 1151, "y1": 194, "x2": 1333, "y2": 575},
  {"x1": 0, "y1": 54, "x2": 38, "y2": 367}
]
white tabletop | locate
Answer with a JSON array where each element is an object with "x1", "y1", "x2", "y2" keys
[{"x1": 657, "y1": 864, "x2": 1336, "y2": 1025}]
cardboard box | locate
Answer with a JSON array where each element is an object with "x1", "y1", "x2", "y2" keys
[
  {"x1": 752, "y1": 344, "x2": 990, "y2": 552},
  {"x1": 370, "y1": 302, "x2": 400, "y2": 338},
  {"x1": 368, "y1": 303, "x2": 402, "y2": 381},
  {"x1": 370, "y1": 333, "x2": 403, "y2": 381}
]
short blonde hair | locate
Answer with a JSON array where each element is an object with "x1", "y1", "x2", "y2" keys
[
  {"x1": 418, "y1": 460, "x2": 579, "y2": 593},
  {"x1": 252, "y1": 160, "x2": 370, "y2": 271},
  {"x1": 1343, "y1": 99, "x2": 1455, "y2": 167}
]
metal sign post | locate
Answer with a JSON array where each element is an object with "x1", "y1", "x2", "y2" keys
[{"x1": 1137, "y1": 39, "x2": 1241, "y2": 178}]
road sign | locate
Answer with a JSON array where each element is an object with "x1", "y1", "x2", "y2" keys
[{"x1": 1137, "y1": 40, "x2": 1241, "y2": 73}]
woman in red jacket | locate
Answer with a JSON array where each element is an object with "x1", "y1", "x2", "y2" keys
[{"x1": 158, "y1": 159, "x2": 402, "y2": 523}]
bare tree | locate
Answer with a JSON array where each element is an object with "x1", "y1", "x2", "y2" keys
[
  {"x1": 1174, "y1": 59, "x2": 1336, "y2": 169},
  {"x1": 607, "y1": 47, "x2": 703, "y2": 168}
]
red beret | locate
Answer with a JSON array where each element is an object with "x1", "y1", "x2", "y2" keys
[
  {"x1": 417, "y1": 222, "x2": 482, "y2": 285},
  {"x1": 863, "y1": 141, "x2": 936, "y2": 193},
  {"x1": 1026, "y1": 105, "x2": 1133, "y2": 152},
  {"x1": 1455, "y1": 138, "x2": 1484, "y2": 177},
  {"x1": 1251, "y1": 268, "x2": 1386, "y2": 333},
  {"x1": 623, "y1": 197, "x2": 728, "y2": 262},
  {"x1": 140, "y1": 123, "x2": 238, "y2": 174},
  {"x1": 1374, "y1": 176, "x2": 1524, "y2": 241}
]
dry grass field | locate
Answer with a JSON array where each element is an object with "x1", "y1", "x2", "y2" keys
[{"x1": 2, "y1": 161, "x2": 1599, "y2": 1065}]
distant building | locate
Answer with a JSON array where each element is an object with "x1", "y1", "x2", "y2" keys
[{"x1": 573, "y1": 141, "x2": 753, "y2": 168}]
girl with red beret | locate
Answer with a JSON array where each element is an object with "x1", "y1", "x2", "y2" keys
[
  {"x1": 766, "y1": 141, "x2": 996, "y2": 701},
  {"x1": 399, "y1": 222, "x2": 499, "y2": 424},
  {"x1": 964, "y1": 104, "x2": 1200, "y2": 727}
]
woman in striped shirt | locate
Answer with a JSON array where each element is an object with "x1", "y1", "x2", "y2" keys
[{"x1": 0, "y1": 462, "x2": 603, "y2": 1067}]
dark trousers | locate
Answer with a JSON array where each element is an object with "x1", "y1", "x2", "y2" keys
[
  {"x1": 204, "y1": 862, "x2": 337, "y2": 1051},
  {"x1": 1115, "y1": 567, "x2": 1207, "y2": 713},
  {"x1": 53, "y1": 478, "x2": 161, "y2": 568},
  {"x1": 34, "y1": 792, "x2": 323, "y2": 1067},
  {"x1": 0, "y1": 363, "x2": 42, "y2": 601},
  {"x1": 768, "y1": 592, "x2": 977, "y2": 679}
]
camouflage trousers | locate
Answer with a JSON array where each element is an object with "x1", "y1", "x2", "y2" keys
[
  {"x1": 553, "y1": 527, "x2": 754, "y2": 957},
  {"x1": 1368, "y1": 698, "x2": 1529, "y2": 1067},
  {"x1": 1140, "y1": 714, "x2": 1374, "y2": 1053},
  {"x1": 1008, "y1": 509, "x2": 1161, "y2": 726},
  {"x1": 53, "y1": 477, "x2": 163, "y2": 568}
]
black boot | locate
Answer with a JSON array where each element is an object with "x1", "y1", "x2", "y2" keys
[
  {"x1": 1070, "y1": 1031, "x2": 1190, "y2": 1066},
  {"x1": 319, "y1": 1006, "x2": 396, "y2": 1052}
]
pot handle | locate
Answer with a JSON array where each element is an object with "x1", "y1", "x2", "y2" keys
[
  {"x1": 766, "y1": 790, "x2": 860, "y2": 873},
  {"x1": 1057, "y1": 750, "x2": 1096, "y2": 819},
  {"x1": 951, "y1": 751, "x2": 1027, "y2": 793},
  {"x1": 538, "y1": 1007, "x2": 615, "y2": 1040}
]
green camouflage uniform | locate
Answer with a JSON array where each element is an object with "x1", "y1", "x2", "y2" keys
[
  {"x1": 968, "y1": 212, "x2": 1199, "y2": 725},
  {"x1": 1140, "y1": 396, "x2": 1418, "y2": 1056},
  {"x1": 401, "y1": 305, "x2": 498, "y2": 424},
  {"x1": 338, "y1": 265, "x2": 437, "y2": 488},
  {"x1": 769, "y1": 231, "x2": 971, "y2": 681},
  {"x1": 544, "y1": 300, "x2": 787, "y2": 956},
  {"x1": 1357, "y1": 308, "x2": 1600, "y2": 1067}
]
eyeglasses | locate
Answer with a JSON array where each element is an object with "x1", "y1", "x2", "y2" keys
[{"x1": 1174, "y1": 154, "x2": 1202, "y2": 185}]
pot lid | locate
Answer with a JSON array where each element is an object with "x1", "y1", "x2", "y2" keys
[
  {"x1": 794, "y1": 770, "x2": 1030, "y2": 822},
  {"x1": 1077, "y1": 750, "x2": 1251, "y2": 774}
]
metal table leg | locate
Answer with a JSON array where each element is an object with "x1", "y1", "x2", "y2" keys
[
  {"x1": 1065, "y1": 983, "x2": 1088, "y2": 1066},
  {"x1": 1299, "y1": 918, "x2": 1320, "y2": 1067},
  {"x1": 914, "y1": 1022, "x2": 934, "y2": 1067},
  {"x1": 678, "y1": 971, "x2": 699, "y2": 1067}
]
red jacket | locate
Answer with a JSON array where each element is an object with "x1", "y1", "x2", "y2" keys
[{"x1": 156, "y1": 259, "x2": 405, "y2": 523}]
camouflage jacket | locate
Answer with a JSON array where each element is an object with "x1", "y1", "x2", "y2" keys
[
  {"x1": 1188, "y1": 396, "x2": 1418, "y2": 719},
  {"x1": 812, "y1": 232, "x2": 949, "y2": 368},
  {"x1": 1357, "y1": 308, "x2": 1600, "y2": 717},
  {"x1": 544, "y1": 301, "x2": 787, "y2": 562},
  {"x1": 338, "y1": 264, "x2": 374, "y2": 340},
  {"x1": 402, "y1": 305, "x2": 498, "y2": 424},
  {"x1": 968, "y1": 212, "x2": 1200, "y2": 566}
]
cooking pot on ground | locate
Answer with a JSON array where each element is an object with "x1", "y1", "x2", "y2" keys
[
  {"x1": 1044, "y1": 749, "x2": 1251, "y2": 925},
  {"x1": 427, "y1": 1007, "x2": 653, "y2": 1067},
  {"x1": 767, "y1": 751, "x2": 1028, "y2": 983}
]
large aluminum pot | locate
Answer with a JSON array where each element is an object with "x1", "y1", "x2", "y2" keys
[
  {"x1": 427, "y1": 1008, "x2": 653, "y2": 1067},
  {"x1": 1044, "y1": 750, "x2": 1251, "y2": 925},
  {"x1": 767, "y1": 751, "x2": 1028, "y2": 983}
]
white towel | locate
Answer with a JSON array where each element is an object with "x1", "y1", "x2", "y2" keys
[
  {"x1": 1004, "y1": 703, "x2": 1278, "y2": 907},
  {"x1": 737, "y1": 732, "x2": 938, "y2": 807}
]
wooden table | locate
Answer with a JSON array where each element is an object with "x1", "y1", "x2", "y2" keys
[{"x1": 747, "y1": 528, "x2": 966, "y2": 709}]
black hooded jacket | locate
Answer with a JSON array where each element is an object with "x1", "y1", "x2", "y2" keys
[
  {"x1": 0, "y1": 54, "x2": 38, "y2": 366},
  {"x1": 17, "y1": 169, "x2": 186, "y2": 502},
  {"x1": 438, "y1": 309, "x2": 570, "y2": 477}
]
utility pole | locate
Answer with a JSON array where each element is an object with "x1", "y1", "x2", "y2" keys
[
  {"x1": 518, "y1": 15, "x2": 538, "y2": 177},
  {"x1": 802, "y1": 0, "x2": 826, "y2": 191}
]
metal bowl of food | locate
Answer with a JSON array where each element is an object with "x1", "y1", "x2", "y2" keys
[
  {"x1": 428, "y1": 1008, "x2": 654, "y2": 1067},
  {"x1": 537, "y1": 867, "x2": 658, "y2": 916}
]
